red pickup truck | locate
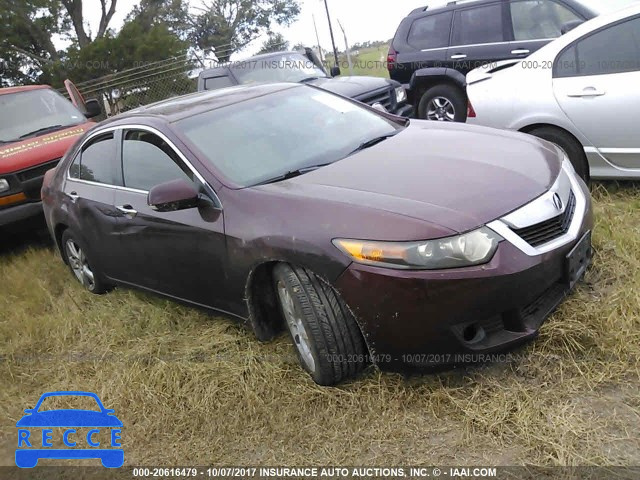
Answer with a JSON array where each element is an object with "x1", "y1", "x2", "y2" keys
[{"x1": 0, "y1": 81, "x2": 101, "y2": 228}]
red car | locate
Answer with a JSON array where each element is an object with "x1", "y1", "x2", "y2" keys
[{"x1": 0, "y1": 81, "x2": 100, "y2": 228}]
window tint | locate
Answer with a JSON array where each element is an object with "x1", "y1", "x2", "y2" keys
[
  {"x1": 511, "y1": 0, "x2": 583, "y2": 41},
  {"x1": 554, "y1": 16, "x2": 640, "y2": 77},
  {"x1": 70, "y1": 134, "x2": 118, "y2": 184},
  {"x1": 407, "y1": 11, "x2": 453, "y2": 50},
  {"x1": 204, "y1": 75, "x2": 234, "y2": 90},
  {"x1": 122, "y1": 130, "x2": 193, "y2": 191},
  {"x1": 452, "y1": 4, "x2": 505, "y2": 46}
]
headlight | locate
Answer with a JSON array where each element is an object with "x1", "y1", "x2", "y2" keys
[
  {"x1": 333, "y1": 227, "x2": 502, "y2": 270},
  {"x1": 0, "y1": 179, "x2": 9, "y2": 193},
  {"x1": 395, "y1": 86, "x2": 407, "y2": 104}
]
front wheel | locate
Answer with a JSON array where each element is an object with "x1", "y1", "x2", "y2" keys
[
  {"x1": 273, "y1": 264, "x2": 367, "y2": 385},
  {"x1": 418, "y1": 84, "x2": 467, "y2": 122}
]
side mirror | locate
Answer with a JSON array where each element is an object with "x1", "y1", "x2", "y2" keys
[
  {"x1": 148, "y1": 179, "x2": 199, "y2": 212},
  {"x1": 330, "y1": 66, "x2": 341, "y2": 77},
  {"x1": 561, "y1": 20, "x2": 584, "y2": 35},
  {"x1": 24, "y1": 409, "x2": 34, "y2": 414},
  {"x1": 84, "y1": 98, "x2": 102, "y2": 119},
  {"x1": 104, "y1": 409, "x2": 115, "y2": 415}
]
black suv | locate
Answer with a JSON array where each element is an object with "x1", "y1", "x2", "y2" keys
[
  {"x1": 388, "y1": 0, "x2": 597, "y2": 121},
  {"x1": 198, "y1": 49, "x2": 412, "y2": 117}
]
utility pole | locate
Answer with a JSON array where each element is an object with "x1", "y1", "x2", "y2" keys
[
  {"x1": 312, "y1": 14, "x2": 324, "y2": 62},
  {"x1": 337, "y1": 19, "x2": 353, "y2": 76},
  {"x1": 323, "y1": 0, "x2": 340, "y2": 71}
]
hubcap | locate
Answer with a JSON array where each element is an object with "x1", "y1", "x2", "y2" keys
[
  {"x1": 65, "y1": 239, "x2": 95, "y2": 290},
  {"x1": 277, "y1": 281, "x2": 316, "y2": 373},
  {"x1": 427, "y1": 96, "x2": 455, "y2": 122}
]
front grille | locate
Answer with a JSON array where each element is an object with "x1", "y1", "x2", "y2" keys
[
  {"x1": 16, "y1": 158, "x2": 61, "y2": 201},
  {"x1": 16, "y1": 158, "x2": 61, "y2": 182},
  {"x1": 359, "y1": 88, "x2": 393, "y2": 110},
  {"x1": 512, "y1": 191, "x2": 576, "y2": 247}
]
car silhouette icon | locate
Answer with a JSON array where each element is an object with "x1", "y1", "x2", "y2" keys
[{"x1": 16, "y1": 391, "x2": 123, "y2": 468}]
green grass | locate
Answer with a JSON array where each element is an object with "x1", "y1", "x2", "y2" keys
[
  {"x1": 1, "y1": 182, "x2": 639, "y2": 467},
  {"x1": 332, "y1": 45, "x2": 391, "y2": 78}
]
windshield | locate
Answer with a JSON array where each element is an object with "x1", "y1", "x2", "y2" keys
[
  {"x1": 230, "y1": 53, "x2": 328, "y2": 85},
  {"x1": 581, "y1": 0, "x2": 640, "y2": 14},
  {"x1": 175, "y1": 86, "x2": 403, "y2": 187},
  {"x1": 0, "y1": 88, "x2": 86, "y2": 143}
]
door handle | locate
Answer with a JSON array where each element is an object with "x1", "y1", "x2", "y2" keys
[
  {"x1": 567, "y1": 87, "x2": 606, "y2": 98},
  {"x1": 66, "y1": 191, "x2": 79, "y2": 202},
  {"x1": 511, "y1": 49, "x2": 530, "y2": 55},
  {"x1": 116, "y1": 205, "x2": 138, "y2": 218},
  {"x1": 450, "y1": 54, "x2": 467, "y2": 59}
]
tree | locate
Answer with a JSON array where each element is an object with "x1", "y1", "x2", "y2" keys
[
  {"x1": 0, "y1": 0, "x2": 120, "y2": 86},
  {"x1": 258, "y1": 33, "x2": 289, "y2": 54},
  {"x1": 189, "y1": 0, "x2": 301, "y2": 62}
]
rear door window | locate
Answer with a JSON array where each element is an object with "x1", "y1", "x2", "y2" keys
[
  {"x1": 204, "y1": 75, "x2": 235, "y2": 90},
  {"x1": 69, "y1": 133, "x2": 119, "y2": 185},
  {"x1": 554, "y1": 16, "x2": 640, "y2": 77},
  {"x1": 452, "y1": 3, "x2": 505, "y2": 46},
  {"x1": 511, "y1": 0, "x2": 583, "y2": 41},
  {"x1": 407, "y1": 11, "x2": 453, "y2": 50}
]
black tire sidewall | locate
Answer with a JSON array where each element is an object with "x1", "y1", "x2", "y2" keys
[
  {"x1": 273, "y1": 266, "x2": 328, "y2": 383},
  {"x1": 61, "y1": 229, "x2": 106, "y2": 294},
  {"x1": 530, "y1": 127, "x2": 589, "y2": 182},
  {"x1": 418, "y1": 84, "x2": 467, "y2": 122}
]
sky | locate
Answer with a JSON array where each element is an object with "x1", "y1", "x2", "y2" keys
[
  {"x1": 73, "y1": 0, "x2": 441, "y2": 58},
  {"x1": 69, "y1": 0, "x2": 640, "y2": 59}
]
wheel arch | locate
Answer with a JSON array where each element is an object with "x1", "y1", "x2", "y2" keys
[
  {"x1": 244, "y1": 260, "x2": 372, "y2": 359},
  {"x1": 410, "y1": 68, "x2": 466, "y2": 103},
  {"x1": 54, "y1": 223, "x2": 69, "y2": 262}
]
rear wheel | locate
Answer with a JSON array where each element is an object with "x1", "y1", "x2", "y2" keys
[
  {"x1": 273, "y1": 263, "x2": 367, "y2": 385},
  {"x1": 528, "y1": 126, "x2": 590, "y2": 182},
  {"x1": 61, "y1": 230, "x2": 110, "y2": 294},
  {"x1": 418, "y1": 84, "x2": 467, "y2": 122}
]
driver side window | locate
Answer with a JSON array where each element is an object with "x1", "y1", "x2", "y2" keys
[{"x1": 121, "y1": 130, "x2": 194, "y2": 191}]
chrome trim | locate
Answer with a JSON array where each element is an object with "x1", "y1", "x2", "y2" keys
[
  {"x1": 420, "y1": 38, "x2": 556, "y2": 53},
  {"x1": 67, "y1": 177, "x2": 148, "y2": 195},
  {"x1": 65, "y1": 124, "x2": 222, "y2": 208},
  {"x1": 487, "y1": 159, "x2": 587, "y2": 256}
]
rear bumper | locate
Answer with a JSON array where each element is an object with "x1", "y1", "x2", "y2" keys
[
  {"x1": 0, "y1": 201, "x2": 43, "y2": 227},
  {"x1": 335, "y1": 201, "x2": 594, "y2": 372}
]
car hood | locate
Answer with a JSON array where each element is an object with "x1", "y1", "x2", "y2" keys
[
  {"x1": 308, "y1": 76, "x2": 395, "y2": 98},
  {"x1": 16, "y1": 410, "x2": 123, "y2": 427},
  {"x1": 0, "y1": 122, "x2": 93, "y2": 175},
  {"x1": 270, "y1": 121, "x2": 561, "y2": 234}
]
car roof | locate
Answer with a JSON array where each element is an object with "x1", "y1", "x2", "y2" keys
[
  {"x1": 404, "y1": 0, "x2": 597, "y2": 17},
  {"x1": 0, "y1": 85, "x2": 51, "y2": 96},
  {"x1": 102, "y1": 82, "x2": 302, "y2": 125}
]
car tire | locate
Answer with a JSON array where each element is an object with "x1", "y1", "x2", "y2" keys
[
  {"x1": 418, "y1": 84, "x2": 467, "y2": 122},
  {"x1": 528, "y1": 127, "x2": 590, "y2": 182},
  {"x1": 61, "y1": 230, "x2": 110, "y2": 294},
  {"x1": 272, "y1": 263, "x2": 367, "y2": 385}
]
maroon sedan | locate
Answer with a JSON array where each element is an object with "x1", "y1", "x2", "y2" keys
[{"x1": 42, "y1": 83, "x2": 593, "y2": 385}]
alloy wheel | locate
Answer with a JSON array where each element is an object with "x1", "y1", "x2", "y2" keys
[
  {"x1": 65, "y1": 239, "x2": 96, "y2": 290},
  {"x1": 276, "y1": 280, "x2": 316, "y2": 373},
  {"x1": 427, "y1": 96, "x2": 456, "y2": 121}
]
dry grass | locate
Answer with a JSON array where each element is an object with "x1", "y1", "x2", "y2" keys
[{"x1": 1, "y1": 182, "x2": 639, "y2": 467}]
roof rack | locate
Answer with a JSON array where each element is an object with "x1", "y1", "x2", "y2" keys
[{"x1": 409, "y1": 6, "x2": 428, "y2": 15}]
